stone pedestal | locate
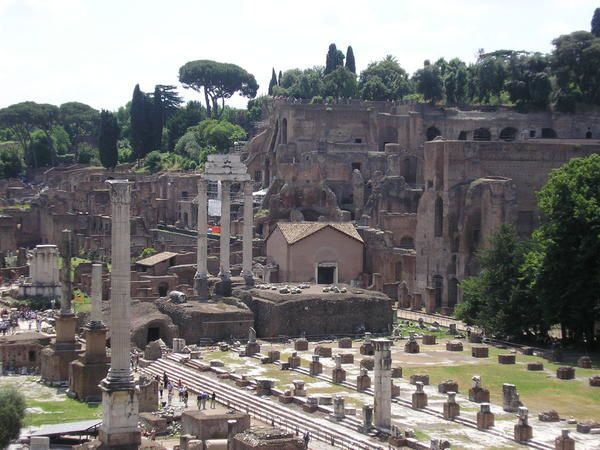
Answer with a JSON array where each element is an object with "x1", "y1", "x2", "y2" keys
[
  {"x1": 173, "y1": 338, "x2": 186, "y2": 353},
  {"x1": 590, "y1": 375, "x2": 600, "y2": 386},
  {"x1": 514, "y1": 407, "x2": 533, "y2": 442},
  {"x1": 443, "y1": 392, "x2": 460, "y2": 420},
  {"x1": 425, "y1": 287, "x2": 436, "y2": 314},
  {"x1": 360, "y1": 404, "x2": 373, "y2": 432},
  {"x1": 287, "y1": 353, "x2": 301, "y2": 368},
  {"x1": 391, "y1": 382, "x2": 400, "y2": 398},
  {"x1": 446, "y1": 340, "x2": 463, "y2": 351},
  {"x1": 422, "y1": 334, "x2": 436, "y2": 345},
  {"x1": 409, "y1": 374, "x2": 429, "y2": 385},
  {"x1": 339, "y1": 353, "x2": 353, "y2": 364},
  {"x1": 245, "y1": 342, "x2": 261, "y2": 356},
  {"x1": 411, "y1": 382, "x2": 428, "y2": 409},
  {"x1": 472, "y1": 346, "x2": 489, "y2": 358},
  {"x1": 332, "y1": 368, "x2": 347, "y2": 384},
  {"x1": 404, "y1": 338, "x2": 420, "y2": 354},
  {"x1": 309, "y1": 355, "x2": 322, "y2": 376},
  {"x1": 527, "y1": 362, "x2": 544, "y2": 371},
  {"x1": 498, "y1": 354, "x2": 516, "y2": 364},
  {"x1": 360, "y1": 357, "x2": 374, "y2": 370},
  {"x1": 469, "y1": 333, "x2": 483, "y2": 344},
  {"x1": 98, "y1": 387, "x2": 141, "y2": 450},
  {"x1": 360, "y1": 342, "x2": 374, "y2": 355},
  {"x1": 294, "y1": 339, "x2": 308, "y2": 351},
  {"x1": 411, "y1": 293, "x2": 422, "y2": 311},
  {"x1": 556, "y1": 366, "x2": 575, "y2": 380},
  {"x1": 356, "y1": 369, "x2": 371, "y2": 391},
  {"x1": 476, "y1": 403, "x2": 494, "y2": 429},
  {"x1": 292, "y1": 380, "x2": 306, "y2": 397},
  {"x1": 69, "y1": 326, "x2": 109, "y2": 402},
  {"x1": 469, "y1": 387, "x2": 490, "y2": 403},
  {"x1": 267, "y1": 350, "x2": 280, "y2": 362},
  {"x1": 502, "y1": 383, "x2": 522, "y2": 412},
  {"x1": 255, "y1": 378, "x2": 274, "y2": 396},
  {"x1": 303, "y1": 396, "x2": 318, "y2": 413},
  {"x1": 554, "y1": 430, "x2": 576, "y2": 450},
  {"x1": 577, "y1": 356, "x2": 592, "y2": 368},
  {"x1": 330, "y1": 395, "x2": 345, "y2": 421},
  {"x1": 30, "y1": 436, "x2": 50, "y2": 450},
  {"x1": 339, "y1": 337, "x2": 352, "y2": 348},
  {"x1": 314, "y1": 345, "x2": 332, "y2": 358},
  {"x1": 391, "y1": 367, "x2": 402, "y2": 378}
]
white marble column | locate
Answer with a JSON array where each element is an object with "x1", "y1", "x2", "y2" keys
[
  {"x1": 194, "y1": 179, "x2": 209, "y2": 298},
  {"x1": 60, "y1": 230, "x2": 74, "y2": 315},
  {"x1": 373, "y1": 338, "x2": 392, "y2": 431},
  {"x1": 89, "y1": 263, "x2": 103, "y2": 327},
  {"x1": 219, "y1": 181, "x2": 231, "y2": 278},
  {"x1": 104, "y1": 180, "x2": 134, "y2": 388},
  {"x1": 241, "y1": 181, "x2": 254, "y2": 285}
]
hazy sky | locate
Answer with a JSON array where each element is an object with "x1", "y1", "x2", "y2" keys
[{"x1": 0, "y1": 0, "x2": 597, "y2": 111}]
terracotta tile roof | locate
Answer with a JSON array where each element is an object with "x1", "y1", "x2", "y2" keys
[
  {"x1": 275, "y1": 222, "x2": 363, "y2": 245},
  {"x1": 136, "y1": 251, "x2": 179, "y2": 267}
]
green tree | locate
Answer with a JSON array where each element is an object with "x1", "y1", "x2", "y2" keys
[
  {"x1": 0, "y1": 386, "x2": 26, "y2": 448},
  {"x1": 474, "y1": 51, "x2": 507, "y2": 103},
  {"x1": 278, "y1": 70, "x2": 282, "y2": 85},
  {"x1": 528, "y1": 154, "x2": 600, "y2": 342},
  {"x1": 130, "y1": 84, "x2": 148, "y2": 159},
  {"x1": 154, "y1": 85, "x2": 183, "y2": 122},
  {"x1": 358, "y1": 56, "x2": 413, "y2": 101},
  {"x1": 247, "y1": 96, "x2": 267, "y2": 124},
  {"x1": 268, "y1": 68, "x2": 278, "y2": 95},
  {"x1": 592, "y1": 7, "x2": 600, "y2": 37},
  {"x1": 505, "y1": 52, "x2": 552, "y2": 110},
  {"x1": 98, "y1": 110, "x2": 120, "y2": 169},
  {"x1": 345, "y1": 46, "x2": 356, "y2": 74},
  {"x1": 0, "y1": 102, "x2": 58, "y2": 167},
  {"x1": 165, "y1": 101, "x2": 206, "y2": 150},
  {"x1": 324, "y1": 43, "x2": 345, "y2": 75},
  {"x1": 144, "y1": 150, "x2": 163, "y2": 173},
  {"x1": 179, "y1": 60, "x2": 258, "y2": 118},
  {"x1": 0, "y1": 142, "x2": 23, "y2": 179},
  {"x1": 323, "y1": 67, "x2": 357, "y2": 98},
  {"x1": 51, "y1": 125, "x2": 71, "y2": 155},
  {"x1": 443, "y1": 58, "x2": 468, "y2": 105},
  {"x1": 359, "y1": 76, "x2": 388, "y2": 101},
  {"x1": 30, "y1": 130, "x2": 54, "y2": 167},
  {"x1": 58, "y1": 102, "x2": 99, "y2": 143},
  {"x1": 151, "y1": 86, "x2": 164, "y2": 151},
  {"x1": 413, "y1": 60, "x2": 443, "y2": 104},
  {"x1": 456, "y1": 225, "x2": 543, "y2": 339},
  {"x1": 275, "y1": 67, "x2": 325, "y2": 99}
]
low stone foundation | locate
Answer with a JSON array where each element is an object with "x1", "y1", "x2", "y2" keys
[
  {"x1": 527, "y1": 362, "x2": 544, "y2": 371},
  {"x1": 409, "y1": 374, "x2": 429, "y2": 385},
  {"x1": 498, "y1": 354, "x2": 516, "y2": 364},
  {"x1": 446, "y1": 341, "x2": 463, "y2": 351},
  {"x1": 422, "y1": 335, "x2": 436, "y2": 345},
  {"x1": 471, "y1": 346, "x2": 489, "y2": 358},
  {"x1": 556, "y1": 366, "x2": 575, "y2": 380}
]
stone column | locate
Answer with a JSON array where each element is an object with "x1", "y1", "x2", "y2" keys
[
  {"x1": 99, "y1": 180, "x2": 140, "y2": 450},
  {"x1": 373, "y1": 338, "x2": 392, "y2": 432},
  {"x1": 241, "y1": 181, "x2": 254, "y2": 285},
  {"x1": 89, "y1": 263, "x2": 103, "y2": 327},
  {"x1": 60, "y1": 230, "x2": 74, "y2": 315},
  {"x1": 219, "y1": 181, "x2": 231, "y2": 278},
  {"x1": 194, "y1": 179, "x2": 209, "y2": 299}
]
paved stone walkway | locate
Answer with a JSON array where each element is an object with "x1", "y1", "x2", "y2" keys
[{"x1": 396, "y1": 308, "x2": 468, "y2": 331}]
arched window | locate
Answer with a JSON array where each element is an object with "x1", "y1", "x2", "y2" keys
[
  {"x1": 281, "y1": 118, "x2": 288, "y2": 144},
  {"x1": 473, "y1": 128, "x2": 491, "y2": 141},
  {"x1": 426, "y1": 126, "x2": 441, "y2": 141},
  {"x1": 434, "y1": 197, "x2": 443, "y2": 237},
  {"x1": 499, "y1": 127, "x2": 517, "y2": 141}
]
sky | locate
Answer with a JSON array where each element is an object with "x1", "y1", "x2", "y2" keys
[{"x1": 0, "y1": 0, "x2": 597, "y2": 111}]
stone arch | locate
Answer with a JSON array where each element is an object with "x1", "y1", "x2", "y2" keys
[
  {"x1": 473, "y1": 128, "x2": 491, "y2": 141},
  {"x1": 448, "y1": 277, "x2": 458, "y2": 308},
  {"x1": 432, "y1": 275, "x2": 443, "y2": 308},
  {"x1": 434, "y1": 197, "x2": 443, "y2": 237},
  {"x1": 399, "y1": 236, "x2": 415, "y2": 249},
  {"x1": 458, "y1": 131, "x2": 467, "y2": 140},
  {"x1": 158, "y1": 282, "x2": 169, "y2": 297},
  {"x1": 541, "y1": 128, "x2": 557, "y2": 138},
  {"x1": 281, "y1": 118, "x2": 288, "y2": 145},
  {"x1": 499, "y1": 127, "x2": 517, "y2": 141},
  {"x1": 426, "y1": 126, "x2": 441, "y2": 141}
]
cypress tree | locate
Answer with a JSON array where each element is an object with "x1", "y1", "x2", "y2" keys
[
  {"x1": 345, "y1": 46, "x2": 356, "y2": 74},
  {"x1": 152, "y1": 86, "x2": 163, "y2": 150},
  {"x1": 98, "y1": 110, "x2": 119, "y2": 169},
  {"x1": 268, "y1": 68, "x2": 278, "y2": 95},
  {"x1": 278, "y1": 70, "x2": 282, "y2": 85},
  {"x1": 130, "y1": 84, "x2": 146, "y2": 159},
  {"x1": 325, "y1": 43, "x2": 338, "y2": 74},
  {"x1": 592, "y1": 8, "x2": 600, "y2": 37}
]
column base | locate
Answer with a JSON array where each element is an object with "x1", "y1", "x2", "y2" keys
[
  {"x1": 194, "y1": 273, "x2": 210, "y2": 300},
  {"x1": 215, "y1": 277, "x2": 232, "y2": 297},
  {"x1": 243, "y1": 273, "x2": 255, "y2": 286}
]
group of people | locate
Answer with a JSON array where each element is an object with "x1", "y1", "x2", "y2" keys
[
  {"x1": 156, "y1": 372, "x2": 215, "y2": 410},
  {"x1": 0, "y1": 306, "x2": 43, "y2": 335}
]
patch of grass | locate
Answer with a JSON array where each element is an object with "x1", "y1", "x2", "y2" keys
[{"x1": 24, "y1": 398, "x2": 102, "y2": 427}]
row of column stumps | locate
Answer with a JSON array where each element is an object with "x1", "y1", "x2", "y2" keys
[{"x1": 194, "y1": 177, "x2": 254, "y2": 299}]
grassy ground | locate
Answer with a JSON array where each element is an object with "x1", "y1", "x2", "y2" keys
[
  {"x1": 402, "y1": 345, "x2": 600, "y2": 421},
  {"x1": 0, "y1": 376, "x2": 102, "y2": 428}
]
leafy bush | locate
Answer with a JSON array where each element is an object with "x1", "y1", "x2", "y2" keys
[{"x1": 0, "y1": 386, "x2": 26, "y2": 448}]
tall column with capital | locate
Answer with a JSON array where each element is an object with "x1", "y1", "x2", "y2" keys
[
  {"x1": 219, "y1": 181, "x2": 231, "y2": 278},
  {"x1": 241, "y1": 181, "x2": 254, "y2": 285},
  {"x1": 99, "y1": 180, "x2": 140, "y2": 450},
  {"x1": 194, "y1": 178, "x2": 209, "y2": 299},
  {"x1": 55, "y1": 229, "x2": 77, "y2": 350},
  {"x1": 373, "y1": 338, "x2": 392, "y2": 432}
]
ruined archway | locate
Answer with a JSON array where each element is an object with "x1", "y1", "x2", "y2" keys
[
  {"x1": 399, "y1": 236, "x2": 414, "y2": 249},
  {"x1": 426, "y1": 126, "x2": 441, "y2": 141},
  {"x1": 473, "y1": 128, "x2": 491, "y2": 141},
  {"x1": 499, "y1": 127, "x2": 517, "y2": 141}
]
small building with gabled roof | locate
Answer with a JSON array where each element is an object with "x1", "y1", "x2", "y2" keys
[{"x1": 266, "y1": 222, "x2": 364, "y2": 284}]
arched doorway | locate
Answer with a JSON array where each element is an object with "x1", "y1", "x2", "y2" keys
[
  {"x1": 499, "y1": 127, "x2": 517, "y2": 141},
  {"x1": 158, "y1": 282, "x2": 169, "y2": 297},
  {"x1": 541, "y1": 128, "x2": 557, "y2": 138},
  {"x1": 426, "y1": 126, "x2": 441, "y2": 141},
  {"x1": 473, "y1": 128, "x2": 491, "y2": 141}
]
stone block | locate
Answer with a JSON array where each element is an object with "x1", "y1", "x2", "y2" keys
[
  {"x1": 359, "y1": 342, "x2": 374, "y2": 355},
  {"x1": 503, "y1": 384, "x2": 522, "y2": 412},
  {"x1": 255, "y1": 378, "x2": 274, "y2": 396},
  {"x1": 294, "y1": 339, "x2": 308, "y2": 351},
  {"x1": 30, "y1": 437, "x2": 50, "y2": 450},
  {"x1": 360, "y1": 357, "x2": 374, "y2": 370},
  {"x1": 267, "y1": 350, "x2": 280, "y2": 362},
  {"x1": 314, "y1": 346, "x2": 332, "y2": 358},
  {"x1": 338, "y1": 337, "x2": 353, "y2": 348},
  {"x1": 391, "y1": 382, "x2": 400, "y2": 398},
  {"x1": 498, "y1": 354, "x2": 516, "y2": 364},
  {"x1": 469, "y1": 333, "x2": 483, "y2": 344},
  {"x1": 409, "y1": 374, "x2": 429, "y2": 385},
  {"x1": 514, "y1": 424, "x2": 533, "y2": 442},
  {"x1": 287, "y1": 354, "x2": 301, "y2": 369},
  {"x1": 556, "y1": 366, "x2": 575, "y2": 380},
  {"x1": 590, "y1": 375, "x2": 600, "y2": 387},
  {"x1": 245, "y1": 342, "x2": 261, "y2": 356},
  {"x1": 404, "y1": 340, "x2": 420, "y2": 353},
  {"x1": 443, "y1": 395, "x2": 460, "y2": 420},
  {"x1": 577, "y1": 356, "x2": 592, "y2": 369},
  {"x1": 527, "y1": 362, "x2": 544, "y2": 371},
  {"x1": 446, "y1": 340, "x2": 463, "y2": 351},
  {"x1": 422, "y1": 334, "x2": 436, "y2": 345},
  {"x1": 554, "y1": 430, "x2": 576, "y2": 450},
  {"x1": 309, "y1": 360, "x2": 323, "y2": 376},
  {"x1": 356, "y1": 373, "x2": 371, "y2": 391},
  {"x1": 140, "y1": 412, "x2": 168, "y2": 433},
  {"x1": 476, "y1": 404, "x2": 494, "y2": 429},
  {"x1": 539, "y1": 410, "x2": 560, "y2": 422},
  {"x1": 278, "y1": 394, "x2": 293, "y2": 404},
  {"x1": 521, "y1": 347, "x2": 534, "y2": 356},
  {"x1": 576, "y1": 420, "x2": 600, "y2": 433},
  {"x1": 280, "y1": 362, "x2": 290, "y2": 370},
  {"x1": 391, "y1": 367, "x2": 402, "y2": 378},
  {"x1": 411, "y1": 382, "x2": 427, "y2": 409},
  {"x1": 471, "y1": 346, "x2": 489, "y2": 358},
  {"x1": 318, "y1": 396, "x2": 332, "y2": 405},
  {"x1": 438, "y1": 380, "x2": 459, "y2": 394},
  {"x1": 339, "y1": 353, "x2": 354, "y2": 364},
  {"x1": 468, "y1": 387, "x2": 490, "y2": 403},
  {"x1": 332, "y1": 368, "x2": 346, "y2": 384},
  {"x1": 303, "y1": 396, "x2": 319, "y2": 413}
]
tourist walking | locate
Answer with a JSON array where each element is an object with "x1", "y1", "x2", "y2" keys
[
  {"x1": 303, "y1": 431, "x2": 310, "y2": 449},
  {"x1": 210, "y1": 391, "x2": 216, "y2": 408}
]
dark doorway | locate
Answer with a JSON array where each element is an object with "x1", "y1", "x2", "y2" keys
[
  {"x1": 318, "y1": 266, "x2": 335, "y2": 284},
  {"x1": 158, "y1": 283, "x2": 168, "y2": 297},
  {"x1": 426, "y1": 126, "x2": 441, "y2": 141},
  {"x1": 147, "y1": 326, "x2": 160, "y2": 343},
  {"x1": 351, "y1": 162, "x2": 362, "y2": 171}
]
